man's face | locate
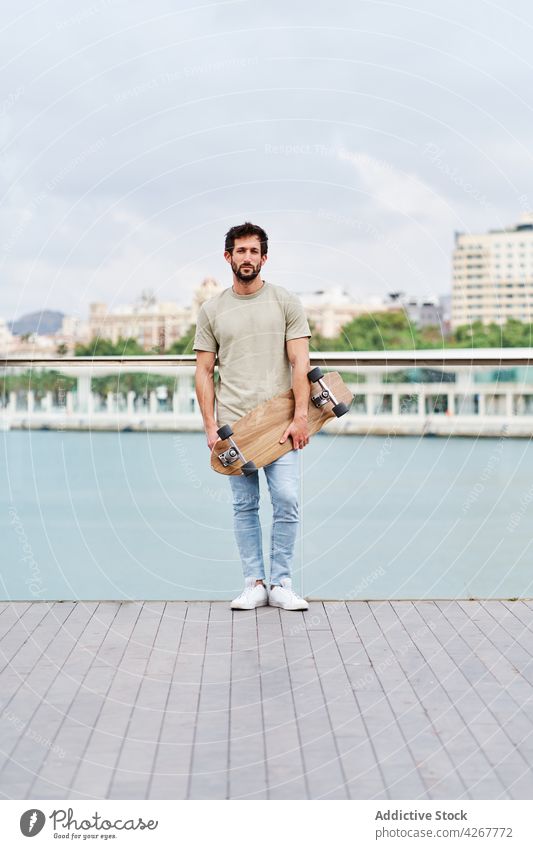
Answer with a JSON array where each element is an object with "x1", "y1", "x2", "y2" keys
[{"x1": 224, "y1": 235, "x2": 266, "y2": 283}]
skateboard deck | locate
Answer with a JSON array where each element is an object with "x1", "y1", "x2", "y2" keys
[{"x1": 210, "y1": 370, "x2": 353, "y2": 476}]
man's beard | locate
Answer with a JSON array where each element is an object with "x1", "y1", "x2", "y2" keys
[{"x1": 231, "y1": 259, "x2": 262, "y2": 283}]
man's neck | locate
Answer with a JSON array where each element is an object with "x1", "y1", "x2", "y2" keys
[{"x1": 232, "y1": 275, "x2": 265, "y2": 296}]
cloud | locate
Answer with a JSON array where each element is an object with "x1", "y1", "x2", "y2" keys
[
  {"x1": 1, "y1": 0, "x2": 533, "y2": 319},
  {"x1": 337, "y1": 147, "x2": 452, "y2": 220}
]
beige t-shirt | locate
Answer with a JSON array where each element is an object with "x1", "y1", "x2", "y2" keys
[{"x1": 193, "y1": 281, "x2": 311, "y2": 425}]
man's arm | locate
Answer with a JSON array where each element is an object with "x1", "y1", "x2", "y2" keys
[
  {"x1": 195, "y1": 350, "x2": 219, "y2": 449},
  {"x1": 280, "y1": 337, "x2": 310, "y2": 449}
]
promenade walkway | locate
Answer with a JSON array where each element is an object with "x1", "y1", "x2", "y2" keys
[{"x1": 0, "y1": 600, "x2": 532, "y2": 800}]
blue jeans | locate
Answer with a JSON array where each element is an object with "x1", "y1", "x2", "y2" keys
[{"x1": 228, "y1": 450, "x2": 300, "y2": 586}]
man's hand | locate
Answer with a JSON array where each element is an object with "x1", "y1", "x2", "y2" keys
[
  {"x1": 206, "y1": 425, "x2": 219, "y2": 451},
  {"x1": 280, "y1": 415, "x2": 309, "y2": 449}
]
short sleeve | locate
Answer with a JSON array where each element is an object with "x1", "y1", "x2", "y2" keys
[
  {"x1": 284, "y1": 294, "x2": 311, "y2": 341},
  {"x1": 193, "y1": 304, "x2": 218, "y2": 353}
]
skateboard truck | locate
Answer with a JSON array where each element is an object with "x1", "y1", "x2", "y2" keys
[
  {"x1": 307, "y1": 367, "x2": 351, "y2": 417},
  {"x1": 216, "y1": 425, "x2": 258, "y2": 476}
]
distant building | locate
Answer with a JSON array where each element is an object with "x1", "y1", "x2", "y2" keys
[
  {"x1": 89, "y1": 296, "x2": 190, "y2": 350},
  {"x1": 0, "y1": 318, "x2": 14, "y2": 354},
  {"x1": 59, "y1": 315, "x2": 91, "y2": 351},
  {"x1": 452, "y1": 213, "x2": 533, "y2": 328},
  {"x1": 6, "y1": 332, "x2": 58, "y2": 356},
  {"x1": 387, "y1": 292, "x2": 448, "y2": 330},
  {"x1": 298, "y1": 287, "x2": 396, "y2": 338},
  {"x1": 438, "y1": 294, "x2": 452, "y2": 333},
  {"x1": 88, "y1": 279, "x2": 223, "y2": 350},
  {"x1": 299, "y1": 288, "x2": 451, "y2": 338},
  {"x1": 6, "y1": 276, "x2": 453, "y2": 353},
  {"x1": 191, "y1": 277, "x2": 223, "y2": 322}
]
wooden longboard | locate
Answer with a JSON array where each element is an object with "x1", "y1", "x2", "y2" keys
[{"x1": 210, "y1": 371, "x2": 353, "y2": 476}]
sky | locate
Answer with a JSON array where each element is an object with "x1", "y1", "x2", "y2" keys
[{"x1": 1, "y1": 0, "x2": 533, "y2": 322}]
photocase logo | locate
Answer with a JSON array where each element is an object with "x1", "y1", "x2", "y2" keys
[{"x1": 20, "y1": 809, "x2": 46, "y2": 836}]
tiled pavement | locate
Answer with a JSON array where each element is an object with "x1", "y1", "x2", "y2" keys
[{"x1": 0, "y1": 599, "x2": 532, "y2": 800}]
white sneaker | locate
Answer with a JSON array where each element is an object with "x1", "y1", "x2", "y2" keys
[
  {"x1": 268, "y1": 577, "x2": 309, "y2": 611},
  {"x1": 231, "y1": 577, "x2": 268, "y2": 610}
]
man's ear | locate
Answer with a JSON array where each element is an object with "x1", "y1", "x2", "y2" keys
[
  {"x1": 261, "y1": 254, "x2": 268, "y2": 266},
  {"x1": 224, "y1": 250, "x2": 232, "y2": 264}
]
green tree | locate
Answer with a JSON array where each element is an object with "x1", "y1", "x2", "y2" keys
[
  {"x1": 449, "y1": 319, "x2": 533, "y2": 348},
  {"x1": 167, "y1": 325, "x2": 196, "y2": 355},
  {"x1": 311, "y1": 314, "x2": 533, "y2": 352}
]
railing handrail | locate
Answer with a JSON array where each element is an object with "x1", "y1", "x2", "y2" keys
[{"x1": 2, "y1": 348, "x2": 533, "y2": 368}]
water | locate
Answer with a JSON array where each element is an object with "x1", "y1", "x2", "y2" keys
[{"x1": 1, "y1": 430, "x2": 532, "y2": 600}]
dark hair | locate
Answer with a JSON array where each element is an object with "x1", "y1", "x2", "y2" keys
[{"x1": 224, "y1": 222, "x2": 268, "y2": 255}]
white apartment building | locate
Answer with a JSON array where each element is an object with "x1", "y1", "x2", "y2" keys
[
  {"x1": 452, "y1": 213, "x2": 533, "y2": 328},
  {"x1": 88, "y1": 278, "x2": 223, "y2": 350}
]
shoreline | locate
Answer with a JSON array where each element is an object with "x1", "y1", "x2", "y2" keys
[{"x1": 1, "y1": 414, "x2": 529, "y2": 437}]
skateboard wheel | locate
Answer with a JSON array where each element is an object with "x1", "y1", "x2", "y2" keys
[
  {"x1": 241, "y1": 461, "x2": 257, "y2": 476},
  {"x1": 217, "y1": 424, "x2": 233, "y2": 440},
  {"x1": 332, "y1": 402, "x2": 350, "y2": 417},
  {"x1": 307, "y1": 367, "x2": 324, "y2": 383}
]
